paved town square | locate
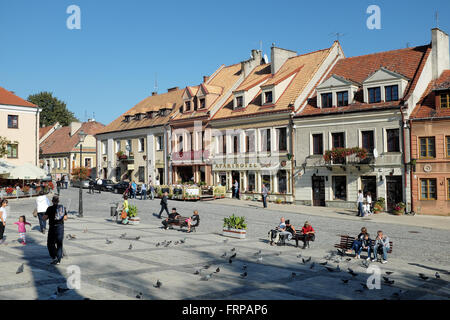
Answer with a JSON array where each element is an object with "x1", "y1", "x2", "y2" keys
[{"x1": 0, "y1": 188, "x2": 448, "y2": 300}]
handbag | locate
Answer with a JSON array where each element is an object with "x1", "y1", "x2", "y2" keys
[{"x1": 32, "y1": 208, "x2": 38, "y2": 218}]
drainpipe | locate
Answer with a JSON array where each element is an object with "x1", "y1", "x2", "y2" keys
[
  {"x1": 409, "y1": 118, "x2": 414, "y2": 214},
  {"x1": 290, "y1": 112, "x2": 295, "y2": 203},
  {"x1": 400, "y1": 106, "x2": 409, "y2": 213}
]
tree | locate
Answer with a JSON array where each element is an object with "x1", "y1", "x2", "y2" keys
[
  {"x1": 0, "y1": 136, "x2": 9, "y2": 158},
  {"x1": 28, "y1": 92, "x2": 78, "y2": 127}
]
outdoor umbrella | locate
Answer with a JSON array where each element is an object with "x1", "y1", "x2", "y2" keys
[
  {"x1": 7, "y1": 162, "x2": 47, "y2": 180},
  {"x1": 0, "y1": 159, "x2": 16, "y2": 177}
]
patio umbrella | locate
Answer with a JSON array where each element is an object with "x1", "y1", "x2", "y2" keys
[
  {"x1": 7, "y1": 162, "x2": 47, "y2": 180},
  {"x1": 0, "y1": 159, "x2": 15, "y2": 177}
]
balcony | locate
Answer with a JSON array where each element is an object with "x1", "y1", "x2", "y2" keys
[
  {"x1": 117, "y1": 153, "x2": 134, "y2": 163},
  {"x1": 171, "y1": 150, "x2": 210, "y2": 162},
  {"x1": 306, "y1": 147, "x2": 374, "y2": 171}
]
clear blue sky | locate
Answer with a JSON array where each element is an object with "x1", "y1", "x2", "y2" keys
[{"x1": 1, "y1": 0, "x2": 449, "y2": 125}]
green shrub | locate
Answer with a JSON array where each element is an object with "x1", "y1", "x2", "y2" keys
[
  {"x1": 223, "y1": 214, "x2": 247, "y2": 230},
  {"x1": 128, "y1": 205, "x2": 138, "y2": 218}
]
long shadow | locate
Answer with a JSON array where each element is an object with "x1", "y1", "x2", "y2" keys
[{"x1": 408, "y1": 263, "x2": 450, "y2": 275}]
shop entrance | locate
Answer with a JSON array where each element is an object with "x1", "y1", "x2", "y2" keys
[
  {"x1": 177, "y1": 166, "x2": 193, "y2": 183},
  {"x1": 386, "y1": 176, "x2": 403, "y2": 211},
  {"x1": 312, "y1": 175, "x2": 325, "y2": 206},
  {"x1": 361, "y1": 176, "x2": 377, "y2": 200}
]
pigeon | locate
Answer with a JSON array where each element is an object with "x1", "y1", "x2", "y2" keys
[
  {"x1": 156, "y1": 243, "x2": 160, "y2": 247},
  {"x1": 310, "y1": 263, "x2": 315, "y2": 269},
  {"x1": 106, "y1": 239, "x2": 113, "y2": 244},
  {"x1": 276, "y1": 251, "x2": 282, "y2": 256},
  {"x1": 180, "y1": 238, "x2": 186, "y2": 244},
  {"x1": 384, "y1": 278, "x2": 395, "y2": 285},
  {"x1": 348, "y1": 268, "x2": 358, "y2": 277},
  {"x1": 361, "y1": 260, "x2": 370, "y2": 268},
  {"x1": 341, "y1": 279, "x2": 349, "y2": 284},
  {"x1": 154, "y1": 280, "x2": 162, "y2": 288},
  {"x1": 386, "y1": 271, "x2": 394, "y2": 275},
  {"x1": 164, "y1": 242, "x2": 170, "y2": 247},
  {"x1": 229, "y1": 259, "x2": 233, "y2": 264},
  {"x1": 135, "y1": 236, "x2": 141, "y2": 241},
  {"x1": 230, "y1": 253, "x2": 237, "y2": 259},
  {"x1": 419, "y1": 273, "x2": 429, "y2": 280},
  {"x1": 297, "y1": 253, "x2": 302, "y2": 258},
  {"x1": 240, "y1": 272, "x2": 247, "y2": 278},
  {"x1": 345, "y1": 258, "x2": 352, "y2": 262},
  {"x1": 221, "y1": 252, "x2": 227, "y2": 258},
  {"x1": 435, "y1": 272, "x2": 440, "y2": 279},
  {"x1": 255, "y1": 250, "x2": 262, "y2": 256},
  {"x1": 16, "y1": 263, "x2": 24, "y2": 274},
  {"x1": 66, "y1": 234, "x2": 76, "y2": 240},
  {"x1": 194, "y1": 269, "x2": 200, "y2": 275},
  {"x1": 201, "y1": 274, "x2": 212, "y2": 281},
  {"x1": 291, "y1": 272, "x2": 296, "y2": 278},
  {"x1": 215, "y1": 267, "x2": 220, "y2": 273},
  {"x1": 325, "y1": 266, "x2": 335, "y2": 272},
  {"x1": 320, "y1": 261, "x2": 328, "y2": 266},
  {"x1": 174, "y1": 241, "x2": 179, "y2": 245},
  {"x1": 305, "y1": 257, "x2": 311, "y2": 263},
  {"x1": 57, "y1": 286, "x2": 70, "y2": 294},
  {"x1": 203, "y1": 265, "x2": 210, "y2": 269},
  {"x1": 136, "y1": 294, "x2": 142, "y2": 299},
  {"x1": 242, "y1": 265, "x2": 247, "y2": 270},
  {"x1": 337, "y1": 249, "x2": 344, "y2": 256},
  {"x1": 302, "y1": 258, "x2": 306, "y2": 264},
  {"x1": 256, "y1": 256, "x2": 263, "y2": 263},
  {"x1": 120, "y1": 233, "x2": 127, "y2": 239},
  {"x1": 360, "y1": 283, "x2": 369, "y2": 290},
  {"x1": 129, "y1": 244, "x2": 133, "y2": 250},
  {"x1": 231, "y1": 248, "x2": 236, "y2": 252}
]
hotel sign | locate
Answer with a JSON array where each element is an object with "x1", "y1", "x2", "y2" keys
[{"x1": 213, "y1": 161, "x2": 291, "y2": 171}]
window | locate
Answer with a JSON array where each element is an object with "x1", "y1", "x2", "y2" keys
[
  {"x1": 178, "y1": 135, "x2": 183, "y2": 152},
  {"x1": 138, "y1": 166, "x2": 145, "y2": 183},
  {"x1": 248, "y1": 172, "x2": 255, "y2": 192},
  {"x1": 420, "y1": 179, "x2": 437, "y2": 200},
  {"x1": 245, "y1": 131, "x2": 255, "y2": 153},
  {"x1": 362, "y1": 131, "x2": 374, "y2": 153},
  {"x1": 116, "y1": 140, "x2": 121, "y2": 153},
  {"x1": 312, "y1": 134, "x2": 323, "y2": 155},
  {"x1": 138, "y1": 138, "x2": 145, "y2": 152},
  {"x1": 63, "y1": 159, "x2": 67, "y2": 169},
  {"x1": 419, "y1": 137, "x2": 435, "y2": 158},
  {"x1": 321, "y1": 93, "x2": 333, "y2": 108},
  {"x1": 387, "y1": 129, "x2": 400, "y2": 152},
  {"x1": 385, "y1": 85, "x2": 399, "y2": 102},
  {"x1": 262, "y1": 174, "x2": 271, "y2": 191},
  {"x1": 264, "y1": 91, "x2": 273, "y2": 104},
  {"x1": 233, "y1": 135, "x2": 239, "y2": 154},
  {"x1": 126, "y1": 140, "x2": 132, "y2": 153},
  {"x1": 124, "y1": 116, "x2": 131, "y2": 122},
  {"x1": 261, "y1": 129, "x2": 271, "y2": 152},
  {"x1": 102, "y1": 141, "x2": 107, "y2": 155},
  {"x1": 190, "y1": 132, "x2": 194, "y2": 151},
  {"x1": 447, "y1": 136, "x2": 450, "y2": 157},
  {"x1": 134, "y1": 114, "x2": 141, "y2": 121},
  {"x1": 84, "y1": 158, "x2": 92, "y2": 168},
  {"x1": 368, "y1": 87, "x2": 381, "y2": 103},
  {"x1": 156, "y1": 135, "x2": 163, "y2": 151},
  {"x1": 201, "y1": 131, "x2": 205, "y2": 151},
  {"x1": 221, "y1": 135, "x2": 227, "y2": 154},
  {"x1": 185, "y1": 101, "x2": 191, "y2": 112},
  {"x1": 332, "y1": 176, "x2": 347, "y2": 200},
  {"x1": 448, "y1": 178, "x2": 450, "y2": 200},
  {"x1": 332, "y1": 132, "x2": 345, "y2": 148},
  {"x1": 441, "y1": 92, "x2": 450, "y2": 108},
  {"x1": 277, "y1": 170, "x2": 287, "y2": 194},
  {"x1": 236, "y1": 96, "x2": 243, "y2": 108},
  {"x1": 8, "y1": 115, "x2": 18, "y2": 128},
  {"x1": 337, "y1": 91, "x2": 348, "y2": 107},
  {"x1": 58, "y1": 160, "x2": 61, "y2": 169},
  {"x1": 276, "y1": 128, "x2": 287, "y2": 152}
]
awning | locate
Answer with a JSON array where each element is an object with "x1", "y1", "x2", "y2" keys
[
  {"x1": 7, "y1": 162, "x2": 48, "y2": 180},
  {"x1": 0, "y1": 159, "x2": 16, "y2": 176}
]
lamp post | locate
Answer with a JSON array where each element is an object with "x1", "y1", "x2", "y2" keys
[{"x1": 78, "y1": 129, "x2": 87, "y2": 218}]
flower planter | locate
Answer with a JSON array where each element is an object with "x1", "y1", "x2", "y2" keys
[
  {"x1": 222, "y1": 228, "x2": 246, "y2": 239},
  {"x1": 392, "y1": 210, "x2": 403, "y2": 216},
  {"x1": 128, "y1": 217, "x2": 140, "y2": 225}
]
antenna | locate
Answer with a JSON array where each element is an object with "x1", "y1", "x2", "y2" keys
[
  {"x1": 435, "y1": 10, "x2": 439, "y2": 28},
  {"x1": 154, "y1": 73, "x2": 158, "y2": 94},
  {"x1": 259, "y1": 40, "x2": 262, "y2": 52},
  {"x1": 406, "y1": 42, "x2": 410, "y2": 48},
  {"x1": 329, "y1": 32, "x2": 346, "y2": 42}
]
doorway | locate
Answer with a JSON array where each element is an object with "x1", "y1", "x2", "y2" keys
[
  {"x1": 361, "y1": 176, "x2": 377, "y2": 200},
  {"x1": 312, "y1": 176, "x2": 325, "y2": 206},
  {"x1": 386, "y1": 176, "x2": 403, "y2": 211}
]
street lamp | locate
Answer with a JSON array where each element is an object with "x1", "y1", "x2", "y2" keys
[{"x1": 78, "y1": 129, "x2": 87, "y2": 218}]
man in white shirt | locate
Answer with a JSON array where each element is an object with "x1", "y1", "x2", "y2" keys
[
  {"x1": 357, "y1": 190, "x2": 364, "y2": 217},
  {"x1": 36, "y1": 191, "x2": 51, "y2": 234}
]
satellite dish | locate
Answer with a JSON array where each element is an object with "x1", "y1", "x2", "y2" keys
[
  {"x1": 373, "y1": 148, "x2": 378, "y2": 158},
  {"x1": 263, "y1": 54, "x2": 269, "y2": 64}
]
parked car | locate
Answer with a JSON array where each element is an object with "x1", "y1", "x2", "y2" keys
[
  {"x1": 112, "y1": 181, "x2": 130, "y2": 194},
  {"x1": 98, "y1": 179, "x2": 115, "y2": 192},
  {"x1": 71, "y1": 179, "x2": 91, "y2": 189}
]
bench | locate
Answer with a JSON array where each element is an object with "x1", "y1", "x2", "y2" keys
[
  {"x1": 269, "y1": 227, "x2": 312, "y2": 247},
  {"x1": 167, "y1": 216, "x2": 199, "y2": 232},
  {"x1": 334, "y1": 235, "x2": 393, "y2": 257}
]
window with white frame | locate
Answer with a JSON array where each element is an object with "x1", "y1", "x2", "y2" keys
[
  {"x1": 63, "y1": 158, "x2": 67, "y2": 169},
  {"x1": 115, "y1": 140, "x2": 121, "y2": 153},
  {"x1": 261, "y1": 128, "x2": 271, "y2": 152},
  {"x1": 138, "y1": 138, "x2": 145, "y2": 152},
  {"x1": 156, "y1": 135, "x2": 164, "y2": 151},
  {"x1": 245, "y1": 130, "x2": 255, "y2": 153},
  {"x1": 102, "y1": 141, "x2": 107, "y2": 155},
  {"x1": 235, "y1": 96, "x2": 244, "y2": 109},
  {"x1": 263, "y1": 91, "x2": 273, "y2": 104}
]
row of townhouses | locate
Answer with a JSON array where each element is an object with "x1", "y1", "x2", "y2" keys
[{"x1": 95, "y1": 28, "x2": 450, "y2": 215}]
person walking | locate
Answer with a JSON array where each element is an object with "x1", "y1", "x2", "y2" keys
[
  {"x1": 64, "y1": 175, "x2": 69, "y2": 189},
  {"x1": 357, "y1": 190, "x2": 364, "y2": 217},
  {"x1": 14, "y1": 216, "x2": 31, "y2": 245},
  {"x1": 234, "y1": 180, "x2": 240, "y2": 199},
  {"x1": 158, "y1": 191, "x2": 169, "y2": 219},
  {"x1": 43, "y1": 196, "x2": 68, "y2": 265},
  {"x1": 150, "y1": 184, "x2": 155, "y2": 200},
  {"x1": 56, "y1": 179, "x2": 61, "y2": 195},
  {"x1": 35, "y1": 191, "x2": 51, "y2": 234},
  {"x1": 262, "y1": 184, "x2": 269, "y2": 208},
  {"x1": 131, "y1": 181, "x2": 137, "y2": 199},
  {"x1": 140, "y1": 183, "x2": 147, "y2": 200},
  {"x1": 0, "y1": 199, "x2": 8, "y2": 244}
]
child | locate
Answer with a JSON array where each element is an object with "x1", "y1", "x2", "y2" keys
[
  {"x1": 14, "y1": 216, "x2": 31, "y2": 245},
  {"x1": 0, "y1": 199, "x2": 8, "y2": 244},
  {"x1": 362, "y1": 233, "x2": 374, "y2": 261}
]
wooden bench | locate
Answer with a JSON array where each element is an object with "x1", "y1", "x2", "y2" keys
[
  {"x1": 334, "y1": 235, "x2": 393, "y2": 256},
  {"x1": 167, "y1": 216, "x2": 199, "y2": 232}
]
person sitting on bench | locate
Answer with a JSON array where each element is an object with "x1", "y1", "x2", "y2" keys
[
  {"x1": 361, "y1": 233, "x2": 374, "y2": 261},
  {"x1": 162, "y1": 208, "x2": 180, "y2": 230},
  {"x1": 346, "y1": 227, "x2": 368, "y2": 258},
  {"x1": 297, "y1": 221, "x2": 315, "y2": 249},
  {"x1": 268, "y1": 217, "x2": 287, "y2": 246},
  {"x1": 185, "y1": 210, "x2": 200, "y2": 233},
  {"x1": 372, "y1": 230, "x2": 390, "y2": 264},
  {"x1": 281, "y1": 220, "x2": 296, "y2": 245}
]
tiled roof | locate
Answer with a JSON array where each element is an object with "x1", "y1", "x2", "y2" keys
[
  {"x1": 40, "y1": 121, "x2": 105, "y2": 155},
  {"x1": 98, "y1": 89, "x2": 184, "y2": 134},
  {"x1": 410, "y1": 70, "x2": 450, "y2": 119},
  {"x1": 298, "y1": 45, "x2": 431, "y2": 117},
  {"x1": 0, "y1": 86, "x2": 37, "y2": 108},
  {"x1": 212, "y1": 47, "x2": 333, "y2": 121},
  {"x1": 39, "y1": 125, "x2": 54, "y2": 139},
  {"x1": 172, "y1": 63, "x2": 242, "y2": 122}
]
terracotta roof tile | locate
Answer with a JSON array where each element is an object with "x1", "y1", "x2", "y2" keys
[
  {"x1": 39, "y1": 125, "x2": 54, "y2": 139},
  {"x1": 0, "y1": 86, "x2": 37, "y2": 108}
]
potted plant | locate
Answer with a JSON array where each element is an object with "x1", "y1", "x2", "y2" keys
[
  {"x1": 392, "y1": 202, "x2": 406, "y2": 215},
  {"x1": 373, "y1": 197, "x2": 385, "y2": 214},
  {"x1": 275, "y1": 198, "x2": 283, "y2": 204},
  {"x1": 127, "y1": 205, "x2": 140, "y2": 225},
  {"x1": 223, "y1": 214, "x2": 247, "y2": 239},
  {"x1": 5, "y1": 187, "x2": 13, "y2": 195}
]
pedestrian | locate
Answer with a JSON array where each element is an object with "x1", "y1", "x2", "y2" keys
[
  {"x1": 141, "y1": 183, "x2": 147, "y2": 200},
  {"x1": 150, "y1": 184, "x2": 155, "y2": 200},
  {"x1": 88, "y1": 179, "x2": 94, "y2": 194},
  {"x1": 373, "y1": 230, "x2": 390, "y2": 264},
  {"x1": 121, "y1": 195, "x2": 129, "y2": 224},
  {"x1": 35, "y1": 191, "x2": 51, "y2": 234},
  {"x1": 56, "y1": 179, "x2": 61, "y2": 195},
  {"x1": 64, "y1": 175, "x2": 69, "y2": 189},
  {"x1": 357, "y1": 190, "x2": 364, "y2": 217},
  {"x1": 234, "y1": 180, "x2": 239, "y2": 199},
  {"x1": 347, "y1": 227, "x2": 368, "y2": 258},
  {"x1": 158, "y1": 191, "x2": 169, "y2": 219},
  {"x1": 43, "y1": 195, "x2": 68, "y2": 265},
  {"x1": 131, "y1": 181, "x2": 137, "y2": 199},
  {"x1": 0, "y1": 199, "x2": 8, "y2": 244},
  {"x1": 96, "y1": 178, "x2": 102, "y2": 194},
  {"x1": 298, "y1": 221, "x2": 315, "y2": 249},
  {"x1": 262, "y1": 183, "x2": 269, "y2": 208},
  {"x1": 14, "y1": 216, "x2": 31, "y2": 245}
]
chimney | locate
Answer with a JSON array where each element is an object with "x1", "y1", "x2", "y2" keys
[
  {"x1": 240, "y1": 49, "x2": 263, "y2": 78},
  {"x1": 69, "y1": 122, "x2": 82, "y2": 137},
  {"x1": 152, "y1": 91, "x2": 158, "y2": 96},
  {"x1": 270, "y1": 46, "x2": 297, "y2": 74},
  {"x1": 167, "y1": 87, "x2": 179, "y2": 92},
  {"x1": 203, "y1": 76, "x2": 209, "y2": 83},
  {"x1": 432, "y1": 28, "x2": 450, "y2": 80}
]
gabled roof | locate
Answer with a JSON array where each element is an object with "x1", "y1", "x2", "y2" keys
[
  {"x1": 317, "y1": 74, "x2": 360, "y2": 89},
  {"x1": 40, "y1": 125, "x2": 55, "y2": 140},
  {"x1": 98, "y1": 89, "x2": 184, "y2": 134},
  {"x1": 40, "y1": 121, "x2": 105, "y2": 155},
  {"x1": 0, "y1": 86, "x2": 37, "y2": 108},
  {"x1": 297, "y1": 44, "x2": 432, "y2": 117},
  {"x1": 212, "y1": 47, "x2": 334, "y2": 121},
  {"x1": 410, "y1": 70, "x2": 450, "y2": 119}
]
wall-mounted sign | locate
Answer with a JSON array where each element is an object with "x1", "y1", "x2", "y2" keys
[{"x1": 423, "y1": 164, "x2": 432, "y2": 173}]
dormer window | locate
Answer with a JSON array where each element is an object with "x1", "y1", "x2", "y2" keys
[
  {"x1": 146, "y1": 112, "x2": 153, "y2": 119},
  {"x1": 264, "y1": 91, "x2": 273, "y2": 104},
  {"x1": 368, "y1": 87, "x2": 381, "y2": 103},
  {"x1": 124, "y1": 115, "x2": 131, "y2": 122},
  {"x1": 337, "y1": 91, "x2": 348, "y2": 107},
  {"x1": 440, "y1": 91, "x2": 450, "y2": 108},
  {"x1": 236, "y1": 96, "x2": 243, "y2": 109},
  {"x1": 385, "y1": 85, "x2": 399, "y2": 102},
  {"x1": 185, "y1": 101, "x2": 191, "y2": 112},
  {"x1": 199, "y1": 98, "x2": 206, "y2": 109},
  {"x1": 134, "y1": 114, "x2": 142, "y2": 121},
  {"x1": 321, "y1": 93, "x2": 333, "y2": 108}
]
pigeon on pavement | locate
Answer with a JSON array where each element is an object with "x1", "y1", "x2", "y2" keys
[
  {"x1": 419, "y1": 273, "x2": 429, "y2": 280},
  {"x1": 129, "y1": 244, "x2": 133, "y2": 250},
  {"x1": 341, "y1": 279, "x2": 349, "y2": 284},
  {"x1": 16, "y1": 263, "x2": 24, "y2": 274},
  {"x1": 230, "y1": 253, "x2": 236, "y2": 259},
  {"x1": 57, "y1": 286, "x2": 70, "y2": 294},
  {"x1": 240, "y1": 272, "x2": 247, "y2": 278},
  {"x1": 229, "y1": 259, "x2": 233, "y2": 264},
  {"x1": 215, "y1": 267, "x2": 220, "y2": 273},
  {"x1": 154, "y1": 280, "x2": 162, "y2": 288},
  {"x1": 435, "y1": 272, "x2": 440, "y2": 279},
  {"x1": 310, "y1": 262, "x2": 315, "y2": 269},
  {"x1": 221, "y1": 252, "x2": 227, "y2": 258},
  {"x1": 386, "y1": 271, "x2": 394, "y2": 275},
  {"x1": 257, "y1": 256, "x2": 263, "y2": 263},
  {"x1": 106, "y1": 239, "x2": 113, "y2": 244},
  {"x1": 320, "y1": 261, "x2": 327, "y2": 266},
  {"x1": 201, "y1": 274, "x2": 212, "y2": 281}
]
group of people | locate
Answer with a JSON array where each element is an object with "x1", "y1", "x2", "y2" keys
[
  {"x1": 161, "y1": 207, "x2": 200, "y2": 233},
  {"x1": 56, "y1": 175, "x2": 69, "y2": 194},
  {"x1": 357, "y1": 190, "x2": 373, "y2": 217},
  {"x1": 268, "y1": 217, "x2": 315, "y2": 249},
  {"x1": 347, "y1": 227, "x2": 391, "y2": 263}
]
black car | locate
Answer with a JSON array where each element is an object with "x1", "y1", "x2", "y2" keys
[
  {"x1": 112, "y1": 181, "x2": 130, "y2": 194},
  {"x1": 98, "y1": 179, "x2": 115, "y2": 192}
]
